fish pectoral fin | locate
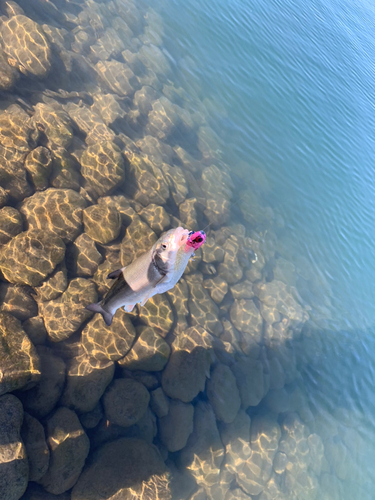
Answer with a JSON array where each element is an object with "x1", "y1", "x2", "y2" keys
[
  {"x1": 140, "y1": 295, "x2": 151, "y2": 307},
  {"x1": 123, "y1": 304, "x2": 135, "y2": 312},
  {"x1": 107, "y1": 268, "x2": 124, "y2": 279}
]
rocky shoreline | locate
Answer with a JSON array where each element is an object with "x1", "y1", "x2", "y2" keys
[{"x1": 0, "y1": 1, "x2": 355, "y2": 499}]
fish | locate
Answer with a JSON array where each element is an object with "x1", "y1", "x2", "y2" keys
[{"x1": 86, "y1": 227, "x2": 206, "y2": 326}]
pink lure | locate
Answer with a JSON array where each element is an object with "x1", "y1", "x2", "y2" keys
[{"x1": 186, "y1": 230, "x2": 206, "y2": 250}]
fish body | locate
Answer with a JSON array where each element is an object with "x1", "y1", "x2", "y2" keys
[{"x1": 86, "y1": 227, "x2": 206, "y2": 326}]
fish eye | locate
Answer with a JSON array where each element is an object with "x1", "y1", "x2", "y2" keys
[{"x1": 161, "y1": 243, "x2": 167, "y2": 249}]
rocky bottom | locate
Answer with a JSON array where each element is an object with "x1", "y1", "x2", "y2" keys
[{"x1": 0, "y1": 0, "x2": 367, "y2": 499}]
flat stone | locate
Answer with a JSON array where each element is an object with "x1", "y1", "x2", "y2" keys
[
  {"x1": 82, "y1": 307, "x2": 136, "y2": 361},
  {"x1": 20, "y1": 188, "x2": 86, "y2": 243},
  {"x1": 39, "y1": 407, "x2": 90, "y2": 494},
  {"x1": 0, "y1": 206, "x2": 23, "y2": 245},
  {"x1": 21, "y1": 412, "x2": 49, "y2": 481},
  {"x1": 71, "y1": 438, "x2": 170, "y2": 500},
  {"x1": 17, "y1": 346, "x2": 65, "y2": 419},
  {"x1": 118, "y1": 325, "x2": 170, "y2": 371},
  {"x1": 207, "y1": 364, "x2": 241, "y2": 423},
  {"x1": 103, "y1": 378, "x2": 150, "y2": 427},
  {"x1": 0, "y1": 312, "x2": 40, "y2": 396},
  {"x1": 61, "y1": 354, "x2": 114, "y2": 414},
  {"x1": 0, "y1": 394, "x2": 28, "y2": 500},
  {"x1": 230, "y1": 280, "x2": 254, "y2": 300},
  {"x1": 159, "y1": 400, "x2": 194, "y2": 452},
  {"x1": 40, "y1": 278, "x2": 97, "y2": 342},
  {"x1": 83, "y1": 203, "x2": 121, "y2": 244},
  {"x1": 0, "y1": 230, "x2": 65, "y2": 286}
]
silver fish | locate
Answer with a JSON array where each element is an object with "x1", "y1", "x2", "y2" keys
[{"x1": 86, "y1": 227, "x2": 206, "y2": 326}]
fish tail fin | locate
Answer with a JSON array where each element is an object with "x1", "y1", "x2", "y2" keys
[{"x1": 86, "y1": 302, "x2": 113, "y2": 326}]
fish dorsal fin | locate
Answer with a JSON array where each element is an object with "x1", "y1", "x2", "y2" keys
[{"x1": 107, "y1": 268, "x2": 124, "y2": 279}]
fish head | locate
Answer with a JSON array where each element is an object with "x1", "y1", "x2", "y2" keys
[{"x1": 152, "y1": 227, "x2": 191, "y2": 273}]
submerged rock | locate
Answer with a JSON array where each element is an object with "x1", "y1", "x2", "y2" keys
[
  {"x1": 0, "y1": 206, "x2": 23, "y2": 245},
  {"x1": 24, "y1": 146, "x2": 52, "y2": 191},
  {"x1": 103, "y1": 378, "x2": 150, "y2": 427},
  {"x1": 18, "y1": 345, "x2": 65, "y2": 419},
  {"x1": 138, "y1": 293, "x2": 174, "y2": 338},
  {"x1": 69, "y1": 233, "x2": 102, "y2": 277},
  {"x1": 0, "y1": 394, "x2": 28, "y2": 500},
  {"x1": 207, "y1": 363, "x2": 241, "y2": 423},
  {"x1": 230, "y1": 299, "x2": 263, "y2": 343},
  {"x1": 61, "y1": 354, "x2": 114, "y2": 414},
  {"x1": 82, "y1": 308, "x2": 136, "y2": 361},
  {"x1": 0, "y1": 230, "x2": 65, "y2": 286},
  {"x1": 21, "y1": 412, "x2": 50, "y2": 482},
  {"x1": 118, "y1": 325, "x2": 170, "y2": 371},
  {"x1": 159, "y1": 400, "x2": 194, "y2": 452},
  {"x1": 0, "y1": 283, "x2": 37, "y2": 321},
  {"x1": 0, "y1": 312, "x2": 40, "y2": 396},
  {"x1": 20, "y1": 188, "x2": 86, "y2": 243},
  {"x1": 179, "y1": 401, "x2": 224, "y2": 491},
  {"x1": 1, "y1": 15, "x2": 52, "y2": 77},
  {"x1": 32, "y1": 103, "x2": 73, "y2": 149},
  {"x1": 40, "y1": 278, "x2": 97, "y2": 342},
  {"x1": 80, "y1": 141, "x2": 125, "y2": 198},
  {"x1": 39, "y1": 407, "x2": 90, "y2": 494},
  {"x1": 161, "y1": 327, "x2": 213, "y2": 403},
  {"x1": 83, "y1": 203, "x2": 121, "y2": 244},
  {"x1": 71, "y1": 438, "x2": 170, "y2": 500}
]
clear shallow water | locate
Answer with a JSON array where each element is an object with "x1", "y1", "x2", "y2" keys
[
  {"x1": 0, "y1": 0, "x2": 374, "y2": 498},
  {"x1": 162, "y1": 0, "x2": 375, "y2": 329},
  {"x1": 160, "y1": 0, "x2": 375, "y2": 495}
]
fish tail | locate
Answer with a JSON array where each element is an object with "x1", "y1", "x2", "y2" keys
[{"x1": 86, "y1": 302, "x2": 114, "y2": 326}]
